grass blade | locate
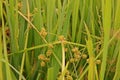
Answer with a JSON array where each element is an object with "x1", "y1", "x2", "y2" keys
[
  {"x1": 72, "y1": 0, "x2": 79, "y2": 42},
  {"x1": 100, "y1": 0, "x2": 112, "y2": 80},
  {"x1": 113, "y1": 41, "x2": 120, "y2": 80},
  {"x1": 84, "y1": 23, "x2": 95, "y2": 80},
  {"x1": 0, "y1": 1, "x2": 3, "y2": 80},
  {"x1": 1, "y1": 3, "x2": 12, "y2": 80},
  {"x1": 47, "y1": 67, "x2": 54, "y2": 80}
]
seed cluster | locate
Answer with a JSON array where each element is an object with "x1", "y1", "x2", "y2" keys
[
  {"x1": 39, "y1": 27, "x2": 47, "y2": 38},
  {"x1": 38, "y1": 49, "x2": 52, "y2": 67},
  {"x1": 65, "y1": 70, "x2": 73, "y2": 80},
  {"x1": 69, "y1": 47, "x2": 89, "y2": 63},
  {"x1": 58, "y1": 35, "x2": 66, "y2": 42},
  {"x1": 81, "y1": 54, "x2": 87, "y2": 59},
  {"x1": 69, "y1": 47, "x2": 81, "y2": 62},
  {"x1": 69, "y1": 47, "x2": 102, "y2": 65},
  {"x1": 58, "y1": 35, "x2": 67, "y2": 44},
  {"x1": 18, "y1": 1, "x2": 22, "y2": 10},
  {"x1": 57, "y1": 70, "x2": 73, "y2": 80},
  {"x1": 96, "y1": 59, "x2": 101, "y2": 64},
  {"x1": 46, "y1": 49, "x2": 52, "y2": 57},
  {"x1": 86, "y1": 58, "x2": 101, "y2": 65}
]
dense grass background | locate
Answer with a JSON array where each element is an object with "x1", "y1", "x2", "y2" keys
[{"x1": 0, "y1": 0, "x2": 120, "y2": 80}]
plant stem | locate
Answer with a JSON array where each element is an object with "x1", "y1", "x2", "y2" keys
[{"x1": 61, "y1": 42, "x2": 65, "y2": 80}]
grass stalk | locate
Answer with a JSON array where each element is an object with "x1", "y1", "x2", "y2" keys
[
  {"x1": 1, "y1": 3, "x2": 12, "y2": 80},
  {"x1": 84, "y1": 23, "x2": 95, "y2": 80},
  {"x1": 113, "y1": 42, "x2": 120, "y2": 80},
  {"x1": 19, "y1": 0, "x2": 30, "y2": 79},
  {"x1": 0, "y1": 30, "x2": 3, "y2": 80},
  {"x1": 0, "y1": 1, "x2": 3, "y2": 80},
  {"x1": 61, "y1": 42, "x2": 65, "y2": 80},
  {"x1": 113, "y1": 0, "x2": 120, "y2": 79},
  {"x1": 1, "y1": 0, "x2": 120, "y2": 80}
]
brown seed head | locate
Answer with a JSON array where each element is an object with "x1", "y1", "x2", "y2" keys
[
  {"x1": 66, "y1": 75, "x2": 73, "y2": 80},
  {"x1": 48, "y1": 44, "x2": 54, "y2": 48},
  {"x1": 39, "y1": 28, "x2": 47, "y2": 38},
  {"x1": 65, "y1": 70, "x2": 70, "y2": 75},
  {"x1": 74, "y1": 58, "x2": 79, "y2": 62},
  {"x1": 64, "y1": 48, "x2": 68, "y2": 52},
  {"x1": 69, "y1": 58, "x2": 75, "y2": 63},
  {"x1": 86, "y1": 58, "x2": 89, "y2": 63},
  {"x1": 72, "y1": 47, "x2": 79, "y2": 53},
  {"x1": 74, "y1": 54, "x2": 81, "y2": 59},
  {"x1": 38, "y1": 54, "x2": 46, "y2": 60},
  {"x1": 40, "y1": 61, "x2": 46, "y2": 67},
  {"x1": 81, "y1": 54, "x2": 87, "y2": 59},
  {"x1": 18, "y1": 1, "x2": 22, "y2": 10},
  {"x1": 96, "y1": 59, "x2": 101, "y2": 64},
  {"x1": 46, "y1": 50, "x2": 52, "y2": 57},
  {"x1": 58, "y1": 35, "x2": 66, "y2": 42},
  {"x1": 44, "y1": 57, "x2": 50, "y2": 62},
  {"x1": 34, "y1": 8, "x2": 38, "y2": 12}
]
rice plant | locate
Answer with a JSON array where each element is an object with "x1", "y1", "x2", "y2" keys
[{"x1": 0, "y1": 0, "x2": 120, "y2": 80}]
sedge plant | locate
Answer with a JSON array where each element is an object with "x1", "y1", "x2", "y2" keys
[{"x1": 0, "y1": 0, "x2": 120, "y2": 80}]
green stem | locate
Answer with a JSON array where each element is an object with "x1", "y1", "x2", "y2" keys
[
  {"x1": 61, "y1": 42, "x2": 65, "y2": 80},
  {"x1": 19, "y1": 0, "x2": 30, "y2": 79}
]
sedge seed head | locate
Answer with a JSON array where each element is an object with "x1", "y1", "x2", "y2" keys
[
  {"x1": 96, "y1": 59, "x2": 101, "y2": 64},
  {"x1": 72, "y1": 47, "x2": 79, "y2": 53},
  {"x1": 69, "y1": 58, "x2": 75, "y2": 63},
  {"x1": 58, "y1": 35, "x2": 66, "y2": 42},
  {"x1": 74, "y1": 58, "x2": 79, "y2": 62},
  {"x1": 38, "y1": 54, "x2": 46, "y2": 60},
  {"x1": 44, "y1": 57, "x2": 50, "y2": 62},
  {"x1": 81, "y1": 54, "x2": 87, "y2": 59},
  {"x1": 57, "y1": 75, "x2": 62, "y2": 80},
  {"x1": 74, "y1": 54, "x2": 81, "y2": 59},
  {"x1": 65, "y1": 70, "x2": 70, "y2": 75},
  {"x1": 75, "y1": 51, "x2": 81, "y2": 55},
  {"x1": 18, "y1": 1, "x2": 22, "y2": 10},
  {"x1": 86, "y1": 58, "x2": 89, "y2": 63},
  {"x1": 34, "y1": 8, "x2": 38, "y2": 12},
  {"x1": 64, "y1": 48, "x2": 68, "y2": 52},
  {"x1": 66, "y1": 75, "x2": 73, "y2": 80},
  {"x1": 48, "y1": 44, "x2": 54, "y2": 48},
  {"x1": 39, "y1": 27, "x2": 47, "y2": 38},
  {"x1": 40, "y1": 61, "x2": 46, "y2": 67},
  {"x1": 46, "y1": 50, "x2": 52, "y2": 57}
]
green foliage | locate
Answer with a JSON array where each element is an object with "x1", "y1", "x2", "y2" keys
[{"x1": 1, "y1": 0, "x2": 120, "y2": 80}]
